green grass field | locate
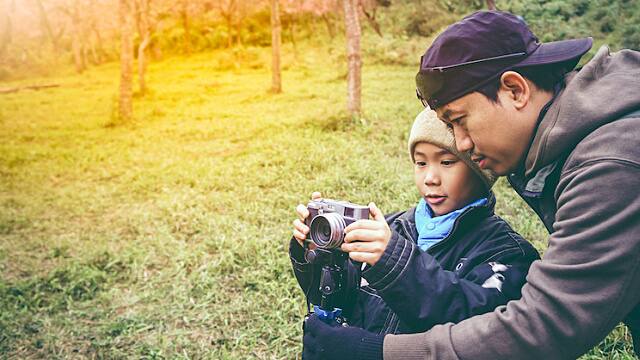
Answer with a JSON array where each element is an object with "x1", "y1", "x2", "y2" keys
[{"x1": 0, "y1": 44, "x2": 636, "y2": 359}]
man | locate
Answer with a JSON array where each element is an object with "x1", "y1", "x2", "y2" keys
[{"x1": 302, "y1": 10, "x2": 640, "y2": 360}]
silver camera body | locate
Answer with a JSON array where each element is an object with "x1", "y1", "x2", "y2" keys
[{"x1": 305, "y1": 199, "x2": 370, "y2": 249}]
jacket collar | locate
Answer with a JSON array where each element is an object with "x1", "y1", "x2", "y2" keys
[{"x1": 395, "y1": 192, "x2": 497, "y2": 246}]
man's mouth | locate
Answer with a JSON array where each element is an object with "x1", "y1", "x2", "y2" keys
[{"x1": 471, "y1": 155, "x2": 487, "y2": 169}]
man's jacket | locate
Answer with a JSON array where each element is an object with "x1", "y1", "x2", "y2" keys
[
  {"x1": 384, "y1": 46, "x2": 640, "y2": 359},
  {"x1": 290, "y1": 194, "x2": 539, "y2": 335}
]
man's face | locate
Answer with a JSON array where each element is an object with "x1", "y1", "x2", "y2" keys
[{"x1": 435, "y1": 91, "x2": 535, "y2": 176}]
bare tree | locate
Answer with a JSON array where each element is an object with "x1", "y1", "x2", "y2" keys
[
  {"x1": 119, "y1": 0, "x2": 134, "y2": 120},
  {"x1": 0, "y1": 0, "x2": 13, "y2": 59},
  {"x1": 270, "y1": 0, "x2": 281, "y2": 93},
  {"x1": 486, "y1": 0, "x2": 496, "y2": 10},
  {"x1": 180, "y1": 0, "x2": 190, "y2": 53},
  {"x1": 34, "y1": 0, "x2": 59, "y2": 51},
  {"x1": 358, "y1": 0, "x2": 382, "y2": 37},
  {"x1": 60, "y1": 0, "x2": 87, "y2": 73},
  {"x1": 135, "y1": 0, "x2": 151, "y2": 94},
  {"x1": 343, "y1": 0, "x2": 361, "y2": 117}
]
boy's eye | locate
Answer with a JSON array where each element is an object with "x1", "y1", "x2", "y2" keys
[
  {"x1": 441, "y1": 159, "x2": 457, "y2": 166},
  {"x1": 415, "y1": 161, "x2": 427, "y2": 167}
]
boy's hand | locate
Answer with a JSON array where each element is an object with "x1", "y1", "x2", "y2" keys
[
  {"x1": 341, "y1": 202, "x2": 391, "y2": 266},
  {"x1": 292, "y1": 192, "x2": 322, "y2": 249}
]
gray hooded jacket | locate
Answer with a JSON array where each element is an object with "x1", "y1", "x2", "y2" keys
[{"x1": 383, "y1": 46, "x2": 640, "y2": 359}]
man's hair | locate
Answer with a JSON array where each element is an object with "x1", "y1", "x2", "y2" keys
[{"x1": 476, "y1": 63, "x2": 571, "y2": 103}]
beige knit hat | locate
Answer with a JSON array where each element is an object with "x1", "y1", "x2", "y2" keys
[{"x1": 408, "y1": 108, "x2": 497, "y2": 190}]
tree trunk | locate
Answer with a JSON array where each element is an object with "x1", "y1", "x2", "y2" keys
[
  {"x1": 343, "y1": 0, "x2": 362, "y2": 118},
  {"x1": 321, "y1": 14, "x2": 335, "y2": 38},
  {"x1": 486, "y1": 0, "x2": 496, "y2": 10},
  {"x1": 136, "y1": 0, "x2": 151, "y2": 95},
  {"x1": 119, "y1": 0, "x2": 134, "y2": 120},
  {"x1": 0, "y1": 0, "x2": 12, "y2": 58},
  {"x1": 70, "y1": 1, "x2": 86, "y2": 73},
  {"x1": 181, "y1": 0, "x2": 190, "y2": 54},
  {"x1": 270, "y1": 0, "x2": 282, "y2": 93},
  {"x1": 34, "y1": 0, "x2": 58, "y2": 51}
]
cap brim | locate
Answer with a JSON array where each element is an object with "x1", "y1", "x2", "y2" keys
[{"x1": 517, "y1": 37, "x2": 593, "y2": 67}]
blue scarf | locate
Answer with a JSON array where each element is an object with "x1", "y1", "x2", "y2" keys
[{"x1": 415, "y1": 197, "x2": 488, "y2": 251}]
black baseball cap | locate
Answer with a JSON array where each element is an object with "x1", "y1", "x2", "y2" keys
[{"x1": 416, "y1": 11, "x2": 592, "y2": 109}]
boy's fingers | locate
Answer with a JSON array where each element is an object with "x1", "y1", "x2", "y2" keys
[
  {"x1": 293, "y1": 229, "x2": 306, "y2": 242},
  {"x1": 311, "y1": 192, "x2": 322, "y2": 200},
  {"x1": 296, "y1": 204, "x2": 309, "y2": 220},
  {"x1": 345, "y1": 219, "x2": 383, "y2": 234},
  {"x1": 341, "y1": 240, "x2": 384, "y2": 253},
  {"x1": 348, "y1": 251, "x2": 377, "y2": 264},
  {"x1": 293, "y1": 219, "x2": 309, "y2": 234},
  {"x1": 343, "y1": 228, "x2": 385, "y2": 243},
  {"x1": 369, "y1": 202, "x2": 386, "y2": 222}
]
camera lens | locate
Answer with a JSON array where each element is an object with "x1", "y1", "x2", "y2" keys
[{"x1": 309, "y1": 213, "x2": 346, "y2": 249}]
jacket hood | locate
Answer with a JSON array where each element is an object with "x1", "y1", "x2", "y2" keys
[{"x1": 525, "y1": 46, "x2": 640, "y2": 177}]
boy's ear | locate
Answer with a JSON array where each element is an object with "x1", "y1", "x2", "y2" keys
[{"x1": 499, "y1": 71, "x2": 530, "y2": 110}]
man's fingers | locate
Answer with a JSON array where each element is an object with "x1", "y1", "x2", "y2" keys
[
  {"x1": 369, "y1": 202, "x2": 386, "y2": 222},
  {"x1": 296, "y1": 204, "x2": 309, "y2": 221}
]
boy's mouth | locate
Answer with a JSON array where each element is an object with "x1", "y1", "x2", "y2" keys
[{"x1": 425, "y1": 194, "x2": 447, "y2": 205}]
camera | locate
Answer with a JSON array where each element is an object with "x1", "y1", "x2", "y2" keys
[{"x1": 305, "y1": 199, "x2": 370, "y2": 249}]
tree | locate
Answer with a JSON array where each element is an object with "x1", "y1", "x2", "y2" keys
[
  {"x1": 486, "y1": 0, "x2": 496, "y2": 10},
  {"x1": 343, "y1": 0, "x2": 362, "y2": 117},
  {"x1": 62, "y1": 0, "x2": 87, "y2": 73},
  {"x1": 180, "y1": 0, "x2": 190, "y2": 54},
  {"x1": 119, "y1": 0, "x2": 134, "y2": 120},
  {"x1": 34, "y1": 0, "x2": 59, "y2": 51},
  {"x1": 135, "y1": 0, "x2": 151, "y2": 94},
  {"x1": 0, "y1": 0, "x2": 13, "y2": 59},
  {"x1": 358, "y1": 0, "x2": 383, "y2": 37},
  {"x1": 270, "y1": 0, "x2": 282, "y2": 93}
]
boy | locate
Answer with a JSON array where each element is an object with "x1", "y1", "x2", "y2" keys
[{"x1": 290, "y1": 108, "x2": 539, "y2": 351}]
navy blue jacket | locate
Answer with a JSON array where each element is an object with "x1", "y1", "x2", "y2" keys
[{"x1": 290, "y1": 194, "x2": 540, "y2": 335}]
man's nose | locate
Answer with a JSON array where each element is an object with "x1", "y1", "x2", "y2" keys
[{"x1": 453, "y1": 126, "x2": 473, "y2": 152}]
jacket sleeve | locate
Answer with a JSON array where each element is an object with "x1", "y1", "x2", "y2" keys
[
  {"x1": 362, "y1": 228, "x2": 538, "y2": 332},
  {"x1": 383, "y1": 161, "x2": 640, "y2": 360}
]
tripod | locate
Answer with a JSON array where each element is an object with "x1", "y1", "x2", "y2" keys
[{"x1": 304, "y1": 247, "x2": 350, "y2": 325}]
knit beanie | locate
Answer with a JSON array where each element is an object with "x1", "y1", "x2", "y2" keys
[{"x1": 408, "y1": 108, "x2": 497, "y2": 190}]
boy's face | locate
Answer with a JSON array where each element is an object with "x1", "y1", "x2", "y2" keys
[
  {"x1": 436, "y1": 90, "x2": 538, "y2": 176},
  {"x1": 414, "y1": 142, "x2": 486, "y2": 216}
]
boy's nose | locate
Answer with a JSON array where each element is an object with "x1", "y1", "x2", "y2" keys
[{"x1": 424, "y1": 169, "x2": 440, "y2": 185}]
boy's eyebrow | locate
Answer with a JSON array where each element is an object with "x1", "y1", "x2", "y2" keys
[{"x1": 414, "y1": 149, "x2": 453, "y2": 157}]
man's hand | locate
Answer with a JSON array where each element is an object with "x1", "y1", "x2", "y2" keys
[
  {"x1": 303, "y1": 314, "x2": 384, "y2": 360},
  {"x1": 292, "y1": 192, "x2": 322, "y2": 249},
  {"x1": 341, "y1": 202, "x2": 391, "y2": 266}
]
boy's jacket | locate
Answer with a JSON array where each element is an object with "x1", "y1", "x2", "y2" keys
[
  {"x1": 384, "y1": 46, "x2": 640, "y2": 359},
  {"x1": 290, "y1": 193, "x2": 539, "y2": 334}
]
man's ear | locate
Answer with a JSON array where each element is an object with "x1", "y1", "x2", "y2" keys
[{"x1": 499, "y1": 71, "x2": 530, "y2": 110}]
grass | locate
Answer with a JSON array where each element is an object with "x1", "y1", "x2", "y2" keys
[{"x1": 0, "y1": 42, "x2": 636, "y2": 359}]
